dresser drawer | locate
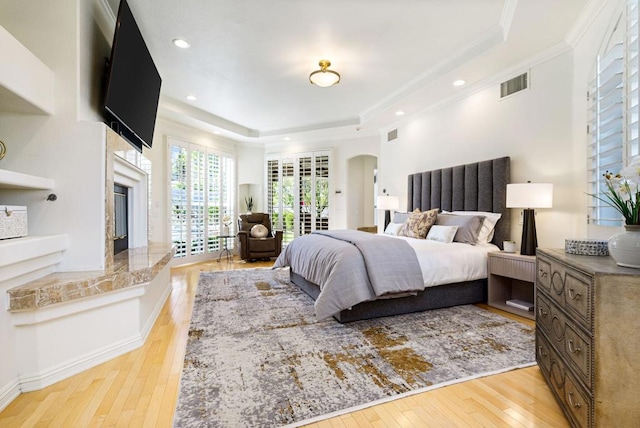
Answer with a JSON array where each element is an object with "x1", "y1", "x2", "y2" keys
[
  {"x1": 536, "y1": 293, "x2": 592, "y2": 389},
  {"x1": 564, "y1": 322, "x2": 592, "y2": 385},
  {"x1": 537, "y1": 330, "x2": 593, "y2": 428},
  {"x1": 538, "y1": 253, "x2": 593, "y2": 329},
  {"x1": 537, "y1": 257, "x2": 551, "y2": 292},
  {"x1": 564, "y1": 372, "x2": 592, "y2": 428}
]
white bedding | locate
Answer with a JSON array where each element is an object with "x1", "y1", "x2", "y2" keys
[
  {"x1": 277, "y1": 231, "x2": 498, "y2": 320},
  {"x1": 388, "y1": 235, "x2": 499, "y2": 287}
]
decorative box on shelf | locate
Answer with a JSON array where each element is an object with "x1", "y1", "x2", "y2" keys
[
  {"x1": 564, "y1": 238, "x2": 609, "y2": 256},
  {"x1": 0, "y1": 205, "x2": 28, "y2": 239}
]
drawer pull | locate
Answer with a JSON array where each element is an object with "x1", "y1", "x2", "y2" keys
[
  {"x1": 568, "y1": 391, "x2": 582, "y2": 409},
  {"x1": 538, "y1": 308, "x2": 548, "y2": 317},
  {"x1": 568, "y1": 339, "x2": 581, "y2": 354},
  {"x1": 538, "y1": 346, "x2": 548, "y2": 357},
  {"x1": 539, "y1": 269, "x2": 548, "y2": 278},
  {"x1": 568, "y1": 287, "x2": 581, "y2": 300}
]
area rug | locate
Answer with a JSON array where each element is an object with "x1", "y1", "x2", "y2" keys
[{"x1": 173, "y1": 268, "x2": 535, "y2": 427}]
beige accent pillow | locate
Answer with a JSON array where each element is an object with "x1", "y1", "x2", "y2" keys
[{"x1": 398, "y1": 208, "x2": 439, "y2": 239}]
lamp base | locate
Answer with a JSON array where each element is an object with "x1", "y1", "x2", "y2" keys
[{"x1": 520, "y1": 208, "x2": 538, "y2": 256}]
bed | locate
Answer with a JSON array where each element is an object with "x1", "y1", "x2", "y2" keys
[{"x1": 274, "y1": 156, "x2": 510, "y2": 323}]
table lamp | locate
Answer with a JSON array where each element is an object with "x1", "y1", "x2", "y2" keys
[
  {"x1": 376, "y1": 194, "x2": 399, "y2": 230},
  {"x1": 506, "y1": 182, "x2": 553, "y2": 256}
]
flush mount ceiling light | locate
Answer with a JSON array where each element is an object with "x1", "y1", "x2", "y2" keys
[
  {"x1": 453, "y1": 79, "x2": 466, "y2": 87},
  {"x1": 309, "y1": 60, "x2": 340, "y2": 87},
  {"x1": 172, "y1": 38, "x2": 191, "y2": 49}
]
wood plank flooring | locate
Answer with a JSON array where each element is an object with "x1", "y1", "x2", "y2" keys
[{"x1": 0, "y1": 257, "x2": 569, "y2": 427}]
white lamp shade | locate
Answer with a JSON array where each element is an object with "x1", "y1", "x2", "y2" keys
[
  {"x1": 506, "y1": 183, "x2": 553, "y2": 208},
  {"x1": 377, "y1": 195, "x2": 399, "y2": 210}
]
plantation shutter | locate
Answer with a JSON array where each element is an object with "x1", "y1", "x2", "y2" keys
[{"x1": 588, "y1": 0, "x2": 640, "y2": 226}]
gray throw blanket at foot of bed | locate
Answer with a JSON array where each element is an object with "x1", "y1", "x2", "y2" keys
[{"x1": 313, "y1": 230, "x2": 423, "y2": 296}]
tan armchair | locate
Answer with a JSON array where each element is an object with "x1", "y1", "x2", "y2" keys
[{"x1": 237, "y1": 213, "x2": 283, "y2": 261}]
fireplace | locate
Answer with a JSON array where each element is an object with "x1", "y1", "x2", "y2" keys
[{"x1": 114, "y1": 184, "x2": 129, "y2": 254}]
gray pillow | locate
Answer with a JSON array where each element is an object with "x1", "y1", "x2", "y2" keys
[
  {"x1": 435, "y1": 213, "x2": 485, "y2": 245},
  {"x1": 392, "y1": 212, "x2": 410, "y2": 224}
]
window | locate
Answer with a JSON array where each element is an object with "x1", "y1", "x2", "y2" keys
[
  {"x1": 169, "y1": 138, "x2": 235, "y2": 259},
  {"x1": 588, "y1": 0, "x2": 639, "y2": 226},
  {"x1": 267, "y1": 151, "x2": 331, "y2": 245}
]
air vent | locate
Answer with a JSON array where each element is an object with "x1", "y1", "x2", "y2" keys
[
  {"x1": 500, "y1": 72, "x2": 528, "y2": 98},
  {"x1": 387, "y1": 129, "x2": 398, "y2": 142}
]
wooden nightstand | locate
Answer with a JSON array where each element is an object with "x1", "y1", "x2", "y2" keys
[{"x1": 487, "y1": 251, "x2": 536, "y2": 320}]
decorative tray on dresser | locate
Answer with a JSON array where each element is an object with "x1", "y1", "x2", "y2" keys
[{"x1": 535, "y1": 248, "x2": 640, "y2": 428}]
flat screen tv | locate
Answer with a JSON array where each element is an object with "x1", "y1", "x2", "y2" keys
[{"x1": 103, "y1": 0, "x2": 161, "y2": 152}]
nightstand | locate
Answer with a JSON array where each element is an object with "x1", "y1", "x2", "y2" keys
[{"x1": 487, "y1": 251, "x2": 536, "y2": 320}]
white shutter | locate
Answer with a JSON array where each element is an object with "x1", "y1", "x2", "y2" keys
[{"x1": 587, "y1": 1, "x2": 640, "y2": 226}]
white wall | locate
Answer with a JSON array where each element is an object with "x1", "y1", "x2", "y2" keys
[
  {"x1": 0, "y1": 0, "x2": 123, "y2": 273},
  {"x1": 380, "y1": 51, "x2": 575, "y2": 249}
]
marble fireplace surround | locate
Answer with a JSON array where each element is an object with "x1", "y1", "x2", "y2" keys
[{"x1": 4, "y1": 128, "x2": 175, "y2": 394}]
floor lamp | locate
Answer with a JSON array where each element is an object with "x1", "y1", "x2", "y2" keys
[
  {"x1": 376, "y1": 195, "x2": 399, "y2": 231},
  {"x1": 506, "y1": 182, "x2": 553, "y2": 256}
]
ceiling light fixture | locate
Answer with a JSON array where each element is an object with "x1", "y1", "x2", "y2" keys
[
  {"x1": 453, "y1": 79, "x2": 466, "y2": 87},
  {"x1": 172, "y1": 38, "x2": 191, "y2": 49},
  {"x1": 186, "y1": 95, "x2": 197, "y2": 101},
  {"x1": 395, "y1": 111, "x2": 405, "y2": 116},
  {"x1": 309, "y1": 60, "x2": 340, "y2": 87}
]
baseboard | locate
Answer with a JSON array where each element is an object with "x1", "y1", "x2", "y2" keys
[
  {"x1": 17, "y1": 278, "x2": 172, "y2": 393},
  {"x1": 0, "y1": 378, "x2": 21, "y2": 412},
  {"x1": 19, "y1": 335, "x2": 143, "y2": 393},
  {"x1": 140, "y1": 277, "x2": 172, "y2": 343}
]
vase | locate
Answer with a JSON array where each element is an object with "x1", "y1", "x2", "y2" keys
[{"x1": 608, "y1": 225, "x2": 640, "y2": 268}]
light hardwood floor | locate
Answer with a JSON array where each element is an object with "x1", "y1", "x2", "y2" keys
[{"x1": 0, "y1": 257, "x2": 569, "y2": 427}]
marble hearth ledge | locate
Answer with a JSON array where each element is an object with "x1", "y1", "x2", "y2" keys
[{"x1": 7, "y1": 242, "x2": 175, "y2": 311}]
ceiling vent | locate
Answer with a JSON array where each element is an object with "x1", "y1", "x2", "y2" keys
[
  {"x1": 500, "y1": 72, "x2": 528, "y2": 98},
  {"x1": 387, "y1": 129, "x2": 398, "y2": 142}
]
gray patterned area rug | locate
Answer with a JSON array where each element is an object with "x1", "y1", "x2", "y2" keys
[{"x1": 173, "y1": 268, "x2": 535, "y2": 427}]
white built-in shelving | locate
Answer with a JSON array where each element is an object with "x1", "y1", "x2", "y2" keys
[
  {"x1": 0, "y1": 24, "x2": 54, "y2": 114},
  {"x1": 0, "y1": 168, "x2": 54, "y2": 190}
]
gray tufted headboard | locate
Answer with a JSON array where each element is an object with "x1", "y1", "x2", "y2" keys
[{"x1": 407, "y1": 156, "x2": 511, "y2": 249}]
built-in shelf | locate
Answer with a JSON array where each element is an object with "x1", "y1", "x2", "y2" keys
[
  {"x1": 0, "y1": 234, "x2": 68, "y2": 284},
  {"x1": 0, "y1": 25, "x2": 54, "y2": 115},
  {"x1": 0, "y1": 168, "x2": 54, "y2": 190}
]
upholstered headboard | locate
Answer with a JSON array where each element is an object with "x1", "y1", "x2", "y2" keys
[{"x1": 407, "y1": 156, "x2": 511, "y2": 249}]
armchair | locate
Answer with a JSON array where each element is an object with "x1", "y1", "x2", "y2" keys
[{"x1": 237, "y1": 213, "x2": 283, "y2": 261}]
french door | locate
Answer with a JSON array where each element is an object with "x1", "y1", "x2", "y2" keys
[
  {"x1": 169, "y1": 138, "x2": 235, "y2": 261},
  {"x1": 266, "y1": 151, "x2": 330, "y2": 245}
]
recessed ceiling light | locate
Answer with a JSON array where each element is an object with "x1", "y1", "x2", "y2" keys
[
  {"x1": 395, "y1": 111, "x2": 405, "y2": 116},
  {"x1": 186, "y1": 95, "x2": 197, "y2": 101},
  {"x1": 284, "y1": 137, "x2": 291, "y2": 141},
  {"x1": 173, "y1": 39, "x2": 191, "y2": 49},
  {"x1": 453, "y1": 79, "x2": 466, "y2": 87},
  {"x1": 213, "y1": 131, "x2": 221, "y2": 135}
]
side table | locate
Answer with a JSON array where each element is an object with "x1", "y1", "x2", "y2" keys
[
  {"x1": 487, "y1": 251, "x2": 536, "y2": 320},
  {"x1": 216, "y1": 235, "x2": 235, "y2": 262}
]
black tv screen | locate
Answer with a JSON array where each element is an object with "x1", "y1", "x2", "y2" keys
[{"x1": 103, "y1": 0, "x2": 161, "y2": 151}]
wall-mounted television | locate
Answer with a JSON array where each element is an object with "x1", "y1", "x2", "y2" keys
[{"x1": 103, "y1": 0, "x2": 161, "y2": 152}]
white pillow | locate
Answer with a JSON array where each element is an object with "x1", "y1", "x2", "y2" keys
[
  {"x1": 450, "y1": 211, "x2": 502, "y2": 243},
  {"x1": 426, "y1": 225, "x2": 459, "y2": 243},
  {"x1": 250, "y1": 224, "x2": 269, "y2": 238},
  {"x1": 384, "y1": 222, "x2": 403, "y2": 236}
]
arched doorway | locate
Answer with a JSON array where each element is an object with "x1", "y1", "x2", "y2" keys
[{"x1": 346, "y1": 154, "x2": 377, "y2": 230}]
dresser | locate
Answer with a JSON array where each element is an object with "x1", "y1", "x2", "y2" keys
[{"x1": 535, "y1": 249, "x2": 640, "y2": 427}]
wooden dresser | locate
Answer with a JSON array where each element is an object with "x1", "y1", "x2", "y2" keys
[{"x1": 535, "y1": 248, "x2": 640, "y2": 427}]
